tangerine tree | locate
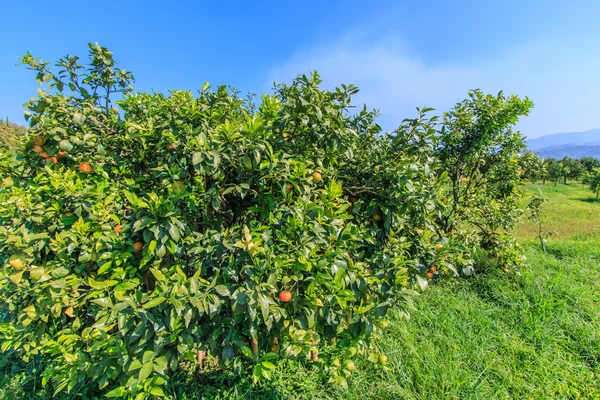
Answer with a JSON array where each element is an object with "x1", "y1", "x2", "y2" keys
[{"x1": 0, "y1": 44, "x2": 455, "y2": 398}]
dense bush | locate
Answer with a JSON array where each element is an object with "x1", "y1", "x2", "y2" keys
[{"x1": 0, "y1": 43, "x2": 532, "y2": 398}]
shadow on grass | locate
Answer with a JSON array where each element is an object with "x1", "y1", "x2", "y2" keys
[{"x1": 576, "y1": 197, "x2": 600, "y2": 204}]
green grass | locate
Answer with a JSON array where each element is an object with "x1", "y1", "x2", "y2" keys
[
  {"x1": 517, "y1": 182, "x2": 600, "y2": 240},
  {"x1": 2, "y1": 183, "x2": 599, "y2": 399}
]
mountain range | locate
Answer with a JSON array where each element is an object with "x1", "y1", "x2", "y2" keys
[{"x1": 526, "y1": 128, "x2": 600, "y2": 159}]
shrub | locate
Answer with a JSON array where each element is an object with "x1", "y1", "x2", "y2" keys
[
  {"x1": 0, "y1": 44, "x2": 453, "y2": 398},
  {"x1": 435, "y1": 90, "x2": 534, "y2": 271}
]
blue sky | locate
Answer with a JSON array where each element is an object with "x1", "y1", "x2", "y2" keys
[{"x1": 1, "y1": 0, "x2": 599, "y2": 138}]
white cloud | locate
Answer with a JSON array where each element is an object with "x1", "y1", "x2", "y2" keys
[{"x1": 268, "y1": 33, "x2": 600, "y2": 138}]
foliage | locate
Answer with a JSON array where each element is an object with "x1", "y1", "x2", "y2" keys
[
  {"x1": 541, "y1": 156, "x2": 599, "y2": 185},
  {"x1": 3, "y1": 234, "x2": 600, "y2": 399},
  {"x1": 435, "y1": 89, "x2": 533, "y2": 271},
  {"x1": 518, "y1": 152, "x2": 546, "y2": 183},
  {"x1": 0, "y1": 44, "x2": 457, "y2": 398},
  {"x1": 0, "y1": 120, "x2": 26, "y2": 150},
  {"x1": 583, "y1": 167, "x2": 600, "y2": 200}
]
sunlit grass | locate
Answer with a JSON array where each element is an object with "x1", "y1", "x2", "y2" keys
[{"x1": 517, "y1": 182, "x2": 600, "y2": 240}]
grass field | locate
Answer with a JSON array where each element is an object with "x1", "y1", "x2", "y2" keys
[
  {"x1": 517, "y1": 182, "x2": 600, "y2": 239},
  {"x1": 1, "y1": 182, "x2": 599, "y2": 399}
]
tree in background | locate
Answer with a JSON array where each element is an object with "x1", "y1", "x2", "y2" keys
[
  {"x1": 583, "y1": 168, "x2": 600, "y2": 200},
  {"x1": 519, "y1": 152, "x2": 546, "y2": 183},
  {"x1": 580, "y1": 156, "x2": 600, "y2": 176},
  {"x1": 435, "y1": 89, "x2": 533, "y2": 268}
]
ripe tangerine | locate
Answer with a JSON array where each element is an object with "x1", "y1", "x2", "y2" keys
[
  {"x1": 133, "y1": 241, "x2": 144, "y2": 253},
  {"x1": 278, "y1": 291, "x2": 292, "y2": 303},
  {"x1": 79, "y1": 162, "x2": 93, "y2": 173}
]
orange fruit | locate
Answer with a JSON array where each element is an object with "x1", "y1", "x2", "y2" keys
[
  {"x1": 312, "y1": 171, "x2": 322, "y2": 182},
  {"x1": 435, "y1": 243, "x2": 443, "y2": 251},
  {"x1": 133, "y1": 241, "x2": 144, "y2": 253},
  {"x1": 425, "y1": 272, "x2": 434, "y2": 279},
  {"x1": 45, "y1": 156, "x2": 58, "y2": 165},
  {"x1": 373, "y1": 214, "x2": 382, "y2": 222},
  {"x1": 114, "y1": 225, "x2": 122, "y2": 235},
  {"x1": 64, "y1": 306, "x2": 74, "y2": 318},
  {"x1": 417, "y1": 228, "x2": 424, "y2": 235},
  {"x1": 57, "y1": 150, "x2": 68, "y2": 159},
  {"x1": 64, "y1": 212, "x2": 74, "y2": 217},
  {"x1": 278, "y1": 291, "x2": 292, "y2": 303},
  {"x1": 428, "y1": 265, "x2": 437, "y2": 273},
  {"x1": 32, "y1": 144, "x2": 44, "y2": 153},
  {"x1": 39, "y1": 151, "x2": 50, "y2": 158},
  {"x1": 79, "y1": 162, "x2": 93, "y2": 173},
  {"x1": 286, "y1": 183, "x2": 293, "y2": 191}
]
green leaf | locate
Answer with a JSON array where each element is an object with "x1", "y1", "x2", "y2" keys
[
  {"x1": 59, "y1": 140, "x2": 73, "y2": 152},
  {"x1": 222, "y1": 346, "x2": 235, "y2": 361},
  {"x1": 50, "y1": 266, "x2": 70, "y2": 279},
  {"x1": 139, "y1": 362, "x2": 153, "y2": 381},
  {"x1": 142, "y1": 350, "x2": 155, "y2": 364},
  {"x1": 149, "y1": 387, "x2": 165, "y2": 397},
  {"x1": 105, "y1": 386, "x2": 127, "y2": 397},
  {"x1": 259, "y1": 293, "x2": 270, "y2": 322},
  {"x1": 192, "y1": 152, "x2": 202, "y2": 165},
  {"x1": 150, "y1": 268, "x2": 166, "y2": 281},
  {"x1": 143, "y1": 297, "x2": 166, "y2": 309},
  {"x1": 214, "y1": 285, "x2": 229, "y2": 297}
]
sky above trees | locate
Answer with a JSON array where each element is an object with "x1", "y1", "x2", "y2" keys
[{"x1": 1, "y1": 0, "x2": 599, "y2": 138}]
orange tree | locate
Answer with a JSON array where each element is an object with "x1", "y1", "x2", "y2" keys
[
  {"x1": 435, "y1": 90, "x2": 534, "y2": 272},
  {"x1": 0, "y1": 44, "x2": 531, "y2": 398},
  {"x1": 0, "y1": 44, "x2": 450, "y2": 398}
]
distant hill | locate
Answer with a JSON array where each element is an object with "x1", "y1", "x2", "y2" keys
[
  {"x1": 527, "y1": 128, "x2": 600, "y2": 151},
  {"x1": 527, "y1": 128, "x2": 600, "y2": 159},
  {"x1": 534, "y1": 145, "x2": 600, "y2": 159}
]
